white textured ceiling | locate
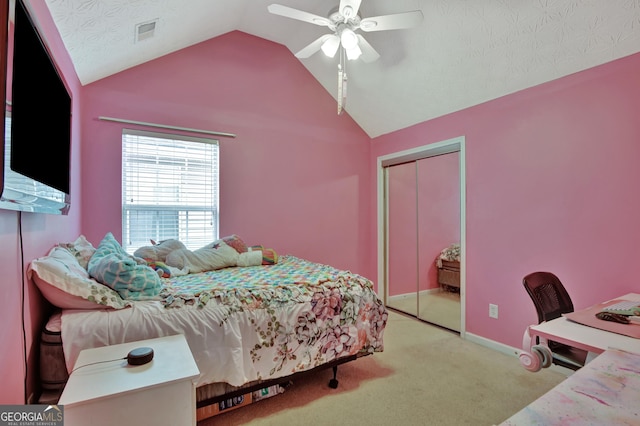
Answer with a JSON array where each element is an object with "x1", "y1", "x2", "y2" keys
[{"x1": 42, "y1": 0, "x2": 640, "y2": 138}]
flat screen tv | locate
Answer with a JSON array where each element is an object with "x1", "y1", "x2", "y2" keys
[{"x1": 0, "y1": 0, "x2": 72, "y2": 214}]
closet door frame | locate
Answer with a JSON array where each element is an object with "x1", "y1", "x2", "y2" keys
[{"x1": 377, "y1": 136, "x2": 466, "y2": 336}]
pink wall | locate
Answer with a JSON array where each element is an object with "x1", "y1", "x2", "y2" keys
[
  {"x1": 0, "y1": 1, "x2": 82, "y2": 403},
  {"x1": 387, "y1": 153, "x2": 460, "y2": 297},
  {"x1": 79, "y1": 31, "x2": 372, "y2": 276},
  {"x1": 387, "y1": 152, "x2": 460, "y2": 296},
  {"x1": 417, "y1": 153, "x2": 460, "y2": 291},
  {"x1": 387, "y1": 162, "x2": 418, "y2": 296},
  {"x1": 372, "y1": 52, "x2": 640, "y2": 349},
  {"x1": 4, "y1": 0, "x2": 640, "y2": 406}
]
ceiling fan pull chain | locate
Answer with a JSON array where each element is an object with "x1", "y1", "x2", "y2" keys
[
  {"x1": 338, "y1": 63, "x2": 344, "y2": 115},
  {"x1": 338, "y1": 48, "x2": 348, "y2": 115}
]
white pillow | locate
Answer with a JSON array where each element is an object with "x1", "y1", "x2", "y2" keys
[
  {"x1": 28, "y1": 246, "x2": 132, "y2": 310},
  {"x1": 133, "y1": 239, "x2": 186, "y2": 262},
  {"x1": 56, "y1": 235, "x2": 96, "y2": 270},
  {"x1": 165, "y1": 242, "x2": 239, "y2": 274},
  {"x1": 237, "y1": 250, "x2": 263, "y2": 267}
]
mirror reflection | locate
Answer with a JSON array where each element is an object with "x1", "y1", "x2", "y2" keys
[{"x1": 385, "y1": 151, "x2": 461, "y2": 332}]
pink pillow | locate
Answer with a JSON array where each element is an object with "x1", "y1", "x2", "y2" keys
[
  {"x1": 215, "y1": 235, "x2": 248, "y2": 253},
  {"x1": 28, "y1": 246, "x2": 131, "y2": 310},
  {"x1": 32, "y1": 274, "x2": 107, "y2": 310}
]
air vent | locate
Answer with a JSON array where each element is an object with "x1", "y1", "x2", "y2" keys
[{"x1": 135, "y1": 19, "x2": 158, "y2": 43}]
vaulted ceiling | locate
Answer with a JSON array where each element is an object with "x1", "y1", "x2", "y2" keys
[{"x1": 42, "y1": 0, "x2": 640, "y2": 138}]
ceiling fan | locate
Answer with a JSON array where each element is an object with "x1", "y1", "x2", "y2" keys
[
  {"x1": 268, "y1": 1, "x2": 423, "y2": 114},
  {"x1": 267, "y1": 1, "x2": 424, "y2": 63}
]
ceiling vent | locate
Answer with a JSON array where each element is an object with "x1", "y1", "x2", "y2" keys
[{"x1": 135, "y1": 19, "x2": 158, "y2": 43}]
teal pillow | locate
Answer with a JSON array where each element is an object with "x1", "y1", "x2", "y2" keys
[{"x1": 88, "y1": 233, "x2": 163, "y2": 300}]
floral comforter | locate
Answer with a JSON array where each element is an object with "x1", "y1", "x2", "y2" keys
[
  {"x1": 60, "y1": 255, "x2": 388, "y2": 388},
  {"x1": 161, "y1": 254, "x2": 375, "y2": 308}
]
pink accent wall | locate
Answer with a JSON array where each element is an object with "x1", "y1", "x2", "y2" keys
[
  {"x1": 79, "y1": 31, "x2": 372, "y2": 275},
  {"x1": 2, "y1": 1, "x2": 640, "y2": 406},
  {"x1": 417, "y1": 153, "x2": 460, "y2": 292},
  {"x1": 0, "y1": 1, "x2": 82, "y2": 403},
  {"x1": 372, "y1": 52, "x2": 640, "y2": 349},
  {"x1": 387, "y1": 153, "x2": 459, "y2": 297},
  {"x1": 387, "y1": 162, "x2": 418, "y2": 296}
]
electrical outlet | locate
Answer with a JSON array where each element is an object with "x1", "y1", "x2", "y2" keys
[{"x1": 489, "y1": 303, "x2": 499, "y2": 319}]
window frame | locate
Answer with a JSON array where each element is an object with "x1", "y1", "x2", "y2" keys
[{"x1": 121, "y1": 128, "x2": 219, "y2": 254}]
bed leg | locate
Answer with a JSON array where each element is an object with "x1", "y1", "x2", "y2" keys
[{"x1": 328, "y1": 365, "x2": 339, "y2": 389}]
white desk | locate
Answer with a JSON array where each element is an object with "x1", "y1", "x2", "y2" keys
[
  {"x1": 519, "y1": 293, "x2": 640, "y2": 371},
  {"x1": 59, "y1": 334, "x2": 200, "y2": 426}
]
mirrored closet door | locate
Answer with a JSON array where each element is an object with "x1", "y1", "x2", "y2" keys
[
  {"x1": 385, "y1": 151, "x2": 461, "y2": 331},
  {"x1": 386, "y1": 162, "x2": 418, "y2": 317}
]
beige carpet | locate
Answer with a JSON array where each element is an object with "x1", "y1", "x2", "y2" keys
[{"x1": 198, "y1": 311, "x2": 566, "y2": 426}]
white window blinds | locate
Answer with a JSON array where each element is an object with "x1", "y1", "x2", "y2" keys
[{"x1": 122, "y1": 129, "x2": 219, "y2": 254}]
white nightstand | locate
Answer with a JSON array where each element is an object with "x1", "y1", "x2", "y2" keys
[{"x1": 58, "y1": 334, "x2": 200, "y2": 426}]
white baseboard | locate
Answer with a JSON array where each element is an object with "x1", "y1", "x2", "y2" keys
[
  {"x1": 464, "y1": 332, "x2": 520, "y2": 357},
  {"x1": 387, "y1": 293, "x2": 415, "y2": 302},
  {"x1": 387, "y1": 288, "x2": 442, "y2": 302}
]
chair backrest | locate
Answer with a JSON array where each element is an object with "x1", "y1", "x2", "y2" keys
[{"x1": 523, "y1": 271, "x2": 574, "y2": 323}]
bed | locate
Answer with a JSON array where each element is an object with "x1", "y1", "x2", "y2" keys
[{"x1": 29, "y1": 234, "x2": 388, "y2": 418}]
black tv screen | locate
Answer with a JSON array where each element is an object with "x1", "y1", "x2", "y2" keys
[{"x1": 0, "y1": 0, "x2": 72, "y2": 214}]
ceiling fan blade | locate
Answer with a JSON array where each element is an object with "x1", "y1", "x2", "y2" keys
[
  {"x1": 360, "y1": 10, "x2": 424, "y2": 32},
  {"x1": 339, "y1": 0, "x2": 362, "y2": 19},
  {"x1": 295, "y1": 35, "x2": 331, "y2": 58},
  {"x1": 268, "y1": 4, "x2": 331, "y2": 27},
  {"x1": 356, "y1": 35, "x2": 380, "y2": 63}
]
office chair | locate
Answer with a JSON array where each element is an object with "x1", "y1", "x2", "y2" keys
[{"x1": 522, "y1": 271, "x2": 589, "y2": 371}]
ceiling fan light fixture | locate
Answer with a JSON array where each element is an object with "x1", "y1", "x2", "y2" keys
[
  {"x1": 340, "y1": 28, "x2": 358, "y2": 50},
  {"x1": 321, "y1": 35, "x2": 340, "y2": 57},
  {"x1": 346, "y1": 45, "x2": 362, "y2": 60}
]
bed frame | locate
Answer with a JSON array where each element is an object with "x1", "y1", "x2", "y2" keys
[
  {"x1": 196, "y1": 353, "x2": 360, "y2": 407},
  {"x1": 38, "y1": 312, "x2": 365, "y2": 413}
]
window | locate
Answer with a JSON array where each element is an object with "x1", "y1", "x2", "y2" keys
[{"x1": 122, "y1": 129, "x2": 219, "y2": 254}]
